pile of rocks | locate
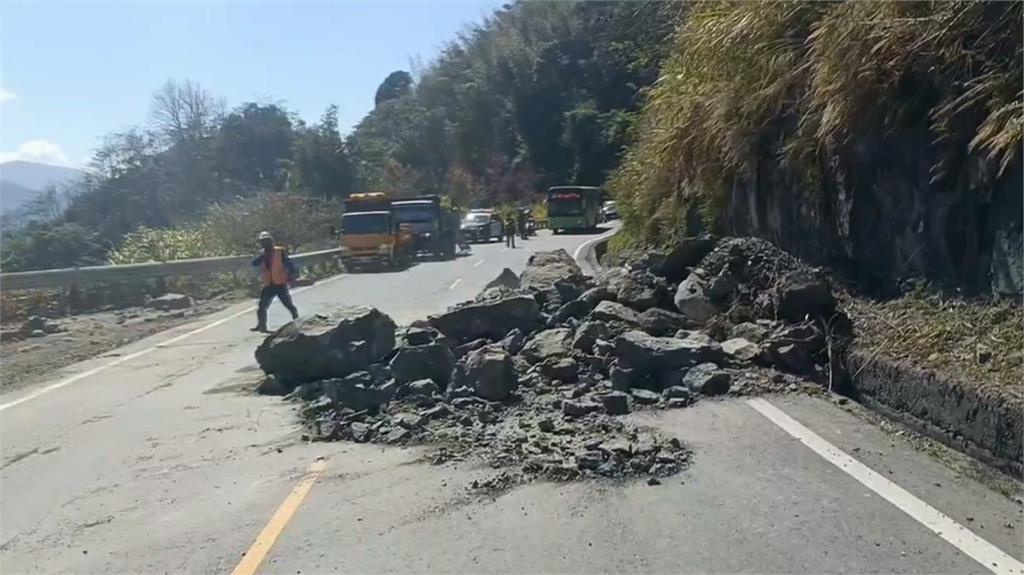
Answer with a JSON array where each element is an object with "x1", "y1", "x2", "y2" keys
[{"x1": 254, "y1": 240, "x2": 846, "y2": 488}]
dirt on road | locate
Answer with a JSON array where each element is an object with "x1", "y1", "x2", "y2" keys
[{"x1": 0, "y1": 299, "x2": 231, "y2": 392}]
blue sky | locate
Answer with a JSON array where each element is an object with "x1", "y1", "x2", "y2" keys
[{"x1": 0, "y1": 0, "x2": 503, "y2": 167}]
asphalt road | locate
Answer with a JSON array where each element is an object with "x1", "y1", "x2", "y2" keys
[{"x1": 1, "y1": 229, "x2": 1021, "y2": 575}]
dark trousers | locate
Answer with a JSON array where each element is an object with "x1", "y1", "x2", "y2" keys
[
  {"x1": 506, "y1": 230, "x2": 516, "y2": 248},
  {"x1": 256, "y1": 284, "x2": 298, "y2": 328}
]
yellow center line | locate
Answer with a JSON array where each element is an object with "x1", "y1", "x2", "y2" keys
[{"x1": 230, "y1": 458, "x2": 327, "y2": 575}]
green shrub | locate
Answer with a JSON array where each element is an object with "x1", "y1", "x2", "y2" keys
[
  {"x1": 611, "y1": 1, "x2": 1022, "y2": 247},
  {"x1": 108, "y1": 193, "x2": 343, "y2": 264}
]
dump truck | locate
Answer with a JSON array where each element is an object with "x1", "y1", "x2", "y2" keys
[
  {"x1": 391, "y1": 195, "x2": 458, "y2": 259},
  {"x1": 339, "y1": 192, "x2": 413, "y2": 270}
]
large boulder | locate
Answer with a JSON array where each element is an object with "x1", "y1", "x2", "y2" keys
[
  {"x1": 397, "y1": 325, "x2": 440, "y2": 347},
  {"x1": 729, "y1": 322, "x2": 770, "y2": 343},
  {"x1": 255, "y1": 308, "x2": 396, "y2": 381},
  {"x1": 654, "y1": 235, "x2": 716, "y2": 283},
  {"x1": 614, "y1": 272, "x2": 669, "y2": 311},
  {"x1": 588, "y1": 301, "x2": 641, "y2": 326},
  {"x1": 485, "y1": 268, "x2": 521, "y2": 291},
  {"x1": 550, "y1": 298, "x2": 593, "y2": 325},
  {"x1": 455, "y1": 347, "x2": 519, "y2": 401},
  {"x1": 673, "y1": 274, "x2": 718, "y2": 324},
  {"x1": 540, "y1": 357, "x2": 579, "y2": 383},
  {"x1": 520, "y1": 249, "x2": 586, "y2": 291},
  {"x1": 638, "y1": 308, "x2": 693, "y2": 337},
  {"x1": 520, "y1": 328, "x2": 574, "y2": 364},
  {"x1": 389, "y1": 343, "x2": 455, "y2": 387},
  {"x1": 579, "y1": 286, "x2": 614, "y2": 307},
  {"x1": 721, "y1": 338, "x2": 762, "y2": 363},
  {"x1": 572, "y1": 320, "x2": 611, "y2": 354},
  {"x1": 429, "y1": 295, "x2": 542, "y2": 343},
  {"x1": 614, "y1": 330, "x2": 722, "y2": 374},
  {"x1": 774, "y1": 270, "x2": 836, "y2": 321},
  {"x1": 683, "y1": 363, "x2": 731, "y2": 395},
  {"x1": 499, "y1": 328, "x2": 526, "y2": 355},
  {"x1": 321, "y1": 371, "x2": 391, "y2": 411}
]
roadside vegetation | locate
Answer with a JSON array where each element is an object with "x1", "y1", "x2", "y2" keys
[
  {"x1": 609, "y1": 1, "x2": 1021, "y2": 247},
  {"x1": 848, "y1": 292, "x2": 1023, "y2": 401}
]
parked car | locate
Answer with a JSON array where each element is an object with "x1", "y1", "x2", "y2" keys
[
  {"x1": 601, "y1": 200, "x2": 619, "y2": 222},
  {"x1": 460, "y1": 209, "x2": 504, "y2": 242}
]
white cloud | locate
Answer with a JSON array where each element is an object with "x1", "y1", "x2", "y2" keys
[
  {"x1": 0, "y1": 86, "x2": 15, "y2": 103},
  {"x1": 0, "y1": 139, "x2": 69, "y2": 165}
]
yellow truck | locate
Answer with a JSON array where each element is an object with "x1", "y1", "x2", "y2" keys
[{"x1": 339, "y1": 193, "x2": 413, "y2": 271}]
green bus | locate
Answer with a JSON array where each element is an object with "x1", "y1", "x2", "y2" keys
[{"x1": 546, "y1": 186, "x2": 602, "y2": 233}]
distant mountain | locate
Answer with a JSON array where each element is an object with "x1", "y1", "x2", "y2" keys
[
  {"x1": 0, "y1": 160, "x2": 85, "y2": 213},
  {"x1": 0, "y1": 180, "x2": 40, "y2": 214}
]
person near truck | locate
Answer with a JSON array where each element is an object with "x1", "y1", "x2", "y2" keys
[
  {"x1": 504, "y1": 211, "x2": 517, "y2": 248},
  {"x1": 251, "y1": 231, "x2": 299, "y2": 332}
]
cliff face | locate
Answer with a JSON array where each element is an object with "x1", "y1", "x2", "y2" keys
[
  {"x1": 609, "y1": 2, "x2": 1021, "y2": 299},
  {"x1": 723, "y1": 125, "x2": 1021, "y2": 297}
]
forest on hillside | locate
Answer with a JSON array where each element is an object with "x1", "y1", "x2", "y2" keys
[
  {"x1": 2, "y1": 0, "x2": 1020, "y2": 297},
  {"x1": 1, "y1": 1, "x2": 680, "y2": 271}
]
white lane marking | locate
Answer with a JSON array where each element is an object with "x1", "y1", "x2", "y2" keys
[
  {"x1": 572, "y1": 226, "x2": 618, "y2": 263},
  {"x1": 448, "y1": 278, "x2": 462, "y2": 290},
  {"x1": 0, "y1": 274, "x2": 348, "y2": 412},
  {"x1": 473, "y1": 259, "x2": 486, "y2": 268},
  {"x1": 747, "y1": 397, "x2": 1024, "y2": 575}
]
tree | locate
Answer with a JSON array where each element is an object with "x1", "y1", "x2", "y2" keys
[
  {"x1": 150, "y1": 79, "x2": 224, "y2": 145},
  {"x1": 217, "y1": 103, "x2": 295, "y2": 191},
  {"x1": 289, "y1": 104, "x2": 355, "y2": 197},
  {"x1": 89, "y1": 128, "x2": 159, "y2": 180},
  {"x1": 0, "y1": 223, "x2": 107, "y2": 272},
  {"x1": 374, "y1": 71, "x2": 414, "y2": 106}
]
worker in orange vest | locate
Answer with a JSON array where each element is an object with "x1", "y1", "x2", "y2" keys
[{"x1": 251, "y1": 231, "x2": 299, "y2": 332}]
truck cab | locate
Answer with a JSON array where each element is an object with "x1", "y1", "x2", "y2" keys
[
  {"x1": 391, "y1": 195, "x2": 457, "y2": 259},
  {"x1": 340, "y1": 193, "x2": 412, "y2": 270}
]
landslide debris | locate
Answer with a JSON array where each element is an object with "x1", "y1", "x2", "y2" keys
[{"x1": 254, "y1": 242, "x2": 845, "y2": 490}]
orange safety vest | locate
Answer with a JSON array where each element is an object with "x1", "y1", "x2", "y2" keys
[{"x1": 261, "y1": 247, "x2": 289, "y2": 286}]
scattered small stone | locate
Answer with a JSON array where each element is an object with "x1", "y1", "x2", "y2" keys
[
  {"x1": 683, "y1": 363, "x2": 731, "y2": 395},
  {"x1": 647, "y1": 477, "x2": 662, "y2": 486},
  {"x1": 394, "y1": 413, "x2": 426, "y2": 429},
  {"x1": 421, "y1": 404, "x2": 453, "y2": 420},
  {"x1": 662, "y1": 386, "x2": 693, "y2": 400},
  {"x1": 406, "y1": 379, "x2": 441, "y2": 397},
  {"x1": 385, "y1": 428, "x2": 411, "y2": 443},
  {"x1": 349, "y1": 422, "x2": 372, "y2": 443},
  {"x1": 576, "y1": 451, "x2": 606, "y2": 470},
  {"x1": 630, "y1": 388, "x2": 660, "y2": 405},
  {"x1": 537, "y1": 418, "x2": 556, "y2": 432},
  {"x1": 562, "y1": 400, "x2": 602, "y2": 417},
  {"x1": 599, "y1": 392, "x2": 630, "y2": 415}
]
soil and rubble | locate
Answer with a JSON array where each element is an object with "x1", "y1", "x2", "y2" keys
[{"x1": 255, "y1": 238, "x2": 848, "y2": 490}]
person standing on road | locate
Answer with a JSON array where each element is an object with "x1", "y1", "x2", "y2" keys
[
  {"x1": 251, "y1": 231, "x2": 299, "y2": 332},
  {"x1": 504, "y1": 212, "x2": 517, "y2": 248}
]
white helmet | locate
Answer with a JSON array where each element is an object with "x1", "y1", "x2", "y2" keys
[{"x1": 257, "y1": 231, "x2": 273, "y2": 241}]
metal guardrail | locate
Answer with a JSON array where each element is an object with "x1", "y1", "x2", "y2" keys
[{"x1": 0, "y1": 248, "x2": 343, "y2": 292}]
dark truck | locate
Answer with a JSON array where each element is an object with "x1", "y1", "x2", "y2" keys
[{"x1": 390, "y1": 195, "x2": 458, "y2": 259}]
